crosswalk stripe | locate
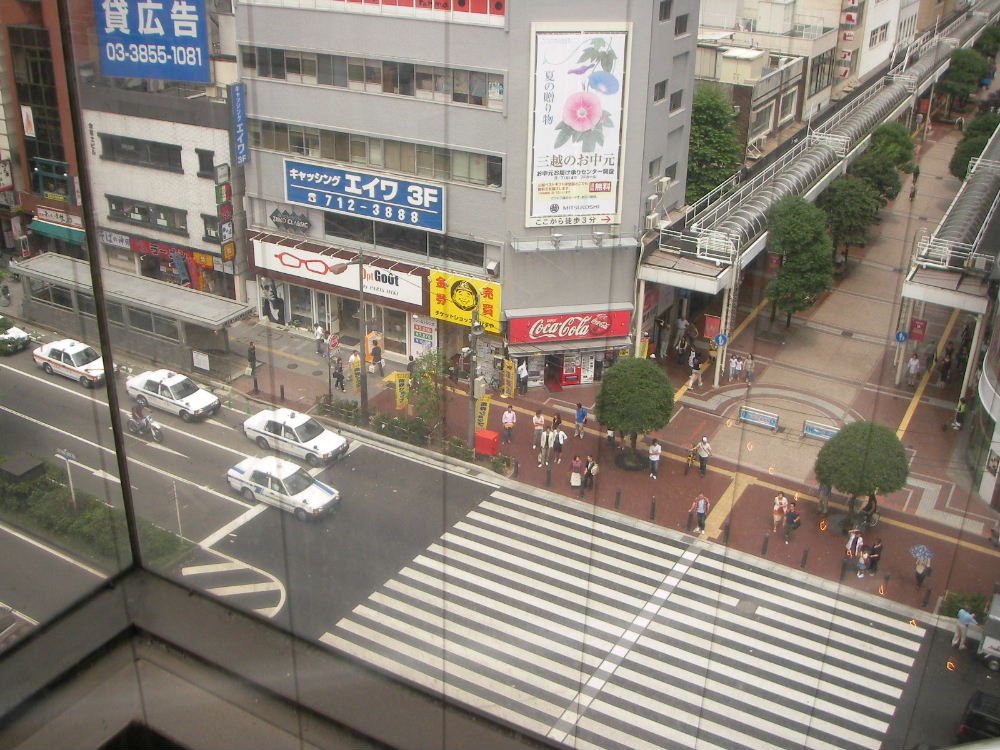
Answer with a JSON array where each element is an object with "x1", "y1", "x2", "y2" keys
[
  {"x1": 181, "y1": 561, "x2": 246, "y2": 575},
  {"x1": 575, "y1": 704, "x2": 730, "y2": 750}
]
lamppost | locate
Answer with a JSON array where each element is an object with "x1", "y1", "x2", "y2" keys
[
  {"x1": 55, "y1": 448, "x2": 77, "y2": 510},
  {"x1": 330, "y1": 253, "x2": 369, "y2": 423},
  {"x1": 467, "y1": 304, "x2": 484, "y2": 447}
]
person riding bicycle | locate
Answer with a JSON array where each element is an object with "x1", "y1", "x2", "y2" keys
[{"x1": 861, "y1": 493, "x2": 879, "y2": 526}]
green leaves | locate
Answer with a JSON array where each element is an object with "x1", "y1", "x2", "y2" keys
[
  {"x1": 765, "y1": 197, "x2": 834, "y2": 318},
  {"x1": 817, "y1": 175, "x2": 880, "y2": 249},
  {"x1": 939, "y1": 48, "x2": 990, "y2": 101},
  {"x1": 814, "y1": 421, "x2": 909, "y2": 498},
  {"x1": 578, "y1": 38, "x2": 617, "y2": 73},
  {"x1": 849, "y1": 151, "x2": 901, "y2": 206},
  {"x1": 594, "y1": 358, "x2": 675, "y2": 449},
  {"x1": 685, "y1": 85, "x2": 744, "y2": 205}
]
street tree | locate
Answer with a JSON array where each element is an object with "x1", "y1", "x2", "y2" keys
[
  {"x1": 849, "y1": 151, "x2": 902, "y2": 206},
  {"x1": 965, "y1": 111, "x2": 1000, "y2": 139},
  {"x1": 939, "y1": 48, "x2": 991, "y2": 113},
  {"x1": 869, "y1": 122, "x2": 916, "y2": 172},
  {"x1": 974, "y1": 25, "x2": 1000, "y2": 60},
  {"x1": 814, "y1": 420, "x2": 909, "y2": 512},
  {"x1": 685, "y1": 84, "x2": 744, "y2": 205},
  {"x1": 950, "y1": 134, "x2": 990, "y2": 179},
  {"x1": 817, "y1": 175, "x2": 881, "y2": 253},
  {"x1": 407, "y1": 350, "x2": 449, "y2": 440},
  {"x1": 594, "y1": 357, "x2": 674, "y2": 461},
  {"x1": 765, "y1": 196, "x2": 835, "y2": 327}
]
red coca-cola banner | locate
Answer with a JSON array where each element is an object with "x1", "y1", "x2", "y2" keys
[{"x1": 508, "y1": 310, "x2": 632, "y2": 344}]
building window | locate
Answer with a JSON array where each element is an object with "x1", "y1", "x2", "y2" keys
[
  {"x1": 669, "y1": 90, "x2": 684, "y2": 112},
  {"x1": 869, "y1": 22, "x2": 889, "y2": 47},
  {"x1": 675, "y1": 13, "x2": 689, "y2": 36},
  {"x1": 648, "y1": 157, "x2": 662, "y2": 180},
  {"x1": 665, "y1": 162, "x2": 678, "y2": 180},
  {"x1": 808, "y1": 49, "x2": 835, "y2": 97},
  {"x1": 107, "y1": 195, "x2": 187, "y2": 235},
  {"x1": 9, "y1": 27, "x2": 64, "y2": 168},
  {"x1": 249, "y1": 117, "x2": 503, "y2": 189},
  {"x1": 31, "y1": 158, "x2": 71, "y2": 200},
  {"x1": 779, "y1": 91, "x2": 797, "y2": 121},
  {"x1": 202, "y1": 214, "x2": 220, "y2": 242},
  {"x1": 323, "y1": 212, "x2": 485, "y2": 267},
  {"x1": 196, "y1": 149, "x2": 214, "y2": 178},
  {"x1": 653, "y1": 80, "x2": 667, "y2": 102},
  {"x1": 99, "y1": 134, "x2": 182, "y2": 172},
  {"x1": 750, "y1": 103, "x2": 774, "y2": 136},
  {"x1": 659, "y1": 0, "x2": 672, "y2": 21}
]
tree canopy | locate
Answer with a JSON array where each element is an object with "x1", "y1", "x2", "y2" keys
[
  {"x1": 965, "y1": 112, "x2": 1000, "y2": 139},
  {"x1": 814, "y1": 420, "x2": 910, "y2": 499},
  {"x1": 765, "y1": 196, "x2": 835, "y2": 326},
  {"x1": 685, "y1": 84, "x2": 744, "y2": 205},
  {"x1": 595, "y1": 357, "x2": 674, "y2": 454},
  {"x1": 849, "y1": 151, "x2": 902, "y2": 207},
  {"x1": 974, "y1": 25, "x2": 1000, "y2": 60},
  {"x1": 939, "y1": 48, "x2": 991, "y2": 104},
  {"x1": 407, "y1": 350, "x2": 449, "y2": 432},
  {"x1": 817, "y1": 175, "x2": 881, "y2": 250},
  {"x1": 869, "y1": 123, "x2": 916, "y2": 172},
  {"x1": 950, "y1": 134, "x2": 990, "y2": 179}
]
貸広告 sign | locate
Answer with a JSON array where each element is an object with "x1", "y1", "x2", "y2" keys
[{"x1": 284, "y1": 159, "x2": 444, "y2": 233}]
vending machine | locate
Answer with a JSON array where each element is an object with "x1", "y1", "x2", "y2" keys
[
  {"x1": 526, "y1": 355, "x2": 545, "y2": 389},
  {"x1": 561, "y1": 352, "x2": 581, "y2": 386},
  {"x1": 581, "y1": 352, "x2": 597, "y2": 384}
]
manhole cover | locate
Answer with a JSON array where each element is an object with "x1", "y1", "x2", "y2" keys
[
  {"x1": 287, "y1": 363, "x2": 298, "y2": 370},
  {"x1": 311, "y1": 370, "x2": 324, "y2": 377}
]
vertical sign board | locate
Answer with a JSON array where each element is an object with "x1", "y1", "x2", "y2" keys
[
  {"x1": 231, "y1": 84, "x2": 249, "y2": 166},
  {"x1": 94, "y1": 0, "x2": 211, "y2": 83},
  {"x1": 527, "y1": 24, "x2": 629, "y2": 228}
]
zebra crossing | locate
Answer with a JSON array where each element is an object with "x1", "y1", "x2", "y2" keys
[{"x1": 321, "y1": 490, "x2": 926, "y2": 750}]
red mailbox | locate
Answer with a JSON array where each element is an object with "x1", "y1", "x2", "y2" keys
[{"x1": 475, "y1": 429, "x2": 500, "y2": 457}]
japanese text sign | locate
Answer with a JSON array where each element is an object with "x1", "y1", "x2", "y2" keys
[
  {"x1": 95, "y1": 0, "x2": 211, "y2": 82},
  {"x1": 284, "y1": 159, "x2": 444, "y2": 233},
  {"x1": 428, "y1": 272, "x2": 501, "y2": 333}
]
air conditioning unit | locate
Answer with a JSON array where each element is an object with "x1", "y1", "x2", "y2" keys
[
  {"x1": 656, "y1": 177, "x2": 673, "y2": 195},
  {"x1": 646, "y1": 194, "x2": 658, "y2": 211},
  {"x1": 645, "y1": 212, "x2": 662, "y2": 230}
]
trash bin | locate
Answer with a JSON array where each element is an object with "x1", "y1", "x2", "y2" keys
[{"x1": 475, "y1": 429, "x2": 500, "y2": 457}]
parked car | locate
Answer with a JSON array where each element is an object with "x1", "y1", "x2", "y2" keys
[
  {"x1": 32, "y1": 339, "x2": 105, "y2": 387},
  {"x1": 957, "y1": 690, "x2": 1000, "y2": 743},
  {"x1": 125, "y1": 369, "x2": 220, "y2": 422},
  {"x1": 243, "y1": 408, "x2": 349, "y2": 467},
  {"x1": 0, "y1": 316, "x2": 30, "y2": 355},
  {"x1": 227, "y1": 456, "x2": 340, "y2": 521}
]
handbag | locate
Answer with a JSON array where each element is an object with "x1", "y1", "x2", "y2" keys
[
  {"x1": 368, "y1": 363, "x2": 376, "y2": 373},
  {"x1": 570, "y1": 472, "x2": 582, "y2": 487}
]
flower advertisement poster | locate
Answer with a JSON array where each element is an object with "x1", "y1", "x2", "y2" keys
[{"x1": 527, "y1": 24, "x2": 629, "y2": 228}]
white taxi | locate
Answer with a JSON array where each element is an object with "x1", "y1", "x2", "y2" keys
[
  {"x1": 243, "y1": 408, "x2": 349, "y2": 467},
  {"x1": 126, "y1": 369, "x2": 220, "y2": 422},
  {"x1": 32, "y1": 339, "x2": 105, "y2": 388},
  {"x1": 227, "y1": 456, "x2": 340, "y2": 521}
]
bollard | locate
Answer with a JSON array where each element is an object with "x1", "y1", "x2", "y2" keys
[
  {"x1": 685, "y1": 512, "x2": 693, "y2": 533},
  {"x1": 614, "y1": 488, "x2": 621, "y2": 510},
  {"x1": 546, "y1": 466, "x2": 552, "y2": 488},
  {"x1": 722, "y1": 520, "x2": 731, "y2": 545},
  {"x1": 762, "y1": 534, "x2": 769, "y2": 556},
  {"x1": 512, "y1": 457, "x2": 519, "y2": 479},
  {"x1": 650, "y1": 496, "x2": 656, "y2": 521},
  {"x1": 279, "y1": 384, "x2": 285, "y2": 402},
  {"x1": 800, "y1": 549, "x2": 809, "y2": 569},
  {"x1": 578, "y1": 482, "x2": 585, "y2": 499},
  {"x1": 252, "y1": 377, "x2": 259, "y2": 395},
  {"x1": 921, "y1": 586, "x2": 932, "y2": 609},
  {"x1": 839, "y1": 555, "x2": 850, "y2": 582}
]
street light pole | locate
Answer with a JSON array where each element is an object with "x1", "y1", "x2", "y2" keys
[{"x1": 331, "y1": 252, "x2": 369, "y2": 423}]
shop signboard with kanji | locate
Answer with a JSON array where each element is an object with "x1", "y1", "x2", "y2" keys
[
  {"x1": 94, "y1": 0, "x2": 211, "y2": 83},
  {"x1": 508, "y1": 309, "x2": 630, "y2": 344},
  {"x1": 284, "y1": 159, "x2": 444, "y2": 232},
  {"x1": 428, "y1": 272, "x2": 501, "y2": 333},
  {"x1": 526, "y1": 24, "x2": 629, "y2": 228}
]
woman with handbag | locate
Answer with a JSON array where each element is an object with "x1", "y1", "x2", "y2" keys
[{"x1": 569, "y1": 456, "x2": 584, "y2": 489}]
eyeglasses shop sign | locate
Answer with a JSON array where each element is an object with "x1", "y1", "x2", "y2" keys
[{"x1": 253, "y1": 240, "x2": 423, "y2": 306}]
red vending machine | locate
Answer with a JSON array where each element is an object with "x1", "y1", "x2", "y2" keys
[{"x1": 561, "y1": 353, "x2": 581, "y2": 386}]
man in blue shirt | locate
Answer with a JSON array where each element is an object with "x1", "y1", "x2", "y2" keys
[
  {"x1": 575, "y1": 403, "x2": 587, "y2": 439},
  {"x1": 954, "y1": 608, "x2": 978, "y2": 649}
]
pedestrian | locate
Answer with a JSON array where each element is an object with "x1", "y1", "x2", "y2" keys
[
  {"x1": 332, "y1": 357, "x2": 346, "y2": 392},
  {"x1": 531, "y1": 410, "x2": 545, "y2": 449},
  {"x1": 784, "y1": 502, "x2": 801, "y2": 544},
  {"x1": 924, "y1": 342, "x2": 937, "y2": 374},
  {"x1": 314, "y1": 323, "x2": 326, "y2": 355},
  {"x1": 575, "y1": 402, "x2": 588, "y2": 438},
  {"x1": 906, "y1": 353, "x2": 922, "y2": 387},
  {"x1": 674, "y1": 316, "x2": 689, "y2": 349},
  {"x1": 247, "y1": 341, "x2": 257, "y2": 376},
  {"x1": 772, "y1": 492, "x2": 789, "y2": 533},
  {"x1": 868, "y1": 538, "x2": 883, "y2": 575},
  {"x1": 584, "y1": 455, "x2": 599, "y2": 489},
  {"x1": 649, "y1": 438, "x2": 662, "y2": 478},
  {"x1": 728, "y1": 353, "x2": 738, "y2": 382},
  {"x1": 695, "y1": 436, "x2": 712, "y2": 477},
  {"x1": 909, "y1": 183, "x2": 917, "y2": 201},
  {"x1": 688, "y1": 350, "x2": 703, "y2": 389},
  {"x1": 675, "y1": 335, "x2": 689, "y2": 365},
  {"x1": 915, "y1": 557, "x2": 932, "y2": 588},
  {"x1": 370, "y1": 340, "x2": 384, "y2": 376},
  {"x1": 606, "y1": 428, "x2": 617, "y2": 448},
  {"x1": 538, "y1": 426, "x2": 555, "y2": 467},
  {"x1": 913, "y1": 164, "x2": 920, "y2": 183},
  {"x1": 938, "y1": 350, "x2": 953, "y2": 385},
  {"x1": 856, "y1": 547, "x2": 870, "y2": 578},
  {"x1": 744, "y1": 354, "x2": 755, "y2": 385},
  {"x1": 501, "y1": 404, "x2": 516, "y2": 444},
  {"x1": 348, "y1": 349, "x2": 361, "y2": 370},
  {"x1": 690, "y1": 493, "x2": 710, "y2": 534},
  {"x1": 552, "y1": 412, "x2": 562, "y2": 435},
  {"x1": 569, "y1": 455, "x2": 584, "y2": 489},
  {"x1": 733, "y1": 356, "x2": 744, "y2": 383},
  {"x1": 846, "y1": 527, "x2": 864, "y2": 558},
  {"x1": 554, "y1": 424, "x2": 567, "y2": 463},
  {"x1": 953, "y1": 397, "x2": 969, "y2": 430},
  {"x1": 517, "y1": 359, "x2": 529, "y2": 394},
  {"x1": 406, "y1": 355, "x2": 415, "y2": 385},
  {"x1": 953, "y1": 608, "x2": 978, "y2": 649}
]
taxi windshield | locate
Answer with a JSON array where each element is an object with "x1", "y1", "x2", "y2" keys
[
  {"x1": 294, "y1": 419, "x2": 325, "y2": 442},
  {"x1": 170, "y1": 378, "x2": 199, "y2": 399},
  {"x1": 70, "y1": 347, "x2": 100, "y2": 367},
  {"x1": 283, "y1": 469, "x2": 315, "y2": 495}
]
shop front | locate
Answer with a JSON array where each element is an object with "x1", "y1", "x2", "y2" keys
[
  {"x1": 505, "y1": 306, "x2": 633, "y2": 390},
  {"x1": 250, "y1": 233, "x2": 428, "y2": 362},
  {"x1": 27, "y1": 206, "x2": 87, "y2": 260}
]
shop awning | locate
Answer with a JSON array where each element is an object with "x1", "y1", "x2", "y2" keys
[
  {"x1": 507, "y1": 336, "x2": 632, "y2": 355},
  {"x1": 29, "y1": 220, "x2": 86, "y2": 245}
]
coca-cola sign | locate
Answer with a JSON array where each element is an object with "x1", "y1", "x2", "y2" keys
[{"x1": 508, "y1": 309, "x2": 631, "y2": 344}]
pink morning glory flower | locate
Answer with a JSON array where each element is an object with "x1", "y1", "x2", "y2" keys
[{"x1": 562, "y1": 91, "x2": 603, "y2": 132}]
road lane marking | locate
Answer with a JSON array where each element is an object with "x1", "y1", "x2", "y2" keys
[
  {"x1": 181, "y1": 561, "x2": 245, "y2": 575},
  {"x1": 0, "y1": 521, "x2": 105, "y2": 578},
  {"x1": 705, "y1": 471, "x2": 752, "y2": 538},
  {"x1": 198, "y1": 503, "x2": 269, "y2": 548},
  {"x1": 205, "y1": 581, "x2": 282, "y2": 596},
  {"x1": 897, "y1": 307, "x2": 959, "y2": 439}
]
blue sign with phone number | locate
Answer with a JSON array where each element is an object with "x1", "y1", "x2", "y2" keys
[
  {"x1": 94, "y1": 0, "x2": 211, "y2": 83},
  {"x1": 284, "y1": 160, "x2": 445, "y2": 233}
]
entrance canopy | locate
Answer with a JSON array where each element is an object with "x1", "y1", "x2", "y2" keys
[{"x1": 30, "y1": 220, "x2": 86, "y2": 245}]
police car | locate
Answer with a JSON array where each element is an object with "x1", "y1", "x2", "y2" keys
[
  {"x1": 32, "y1": 339, "x2": 105, "y2": 387},
  {"x1": 227, "y1": 456, "x2": 340, "y2": 521},
  {"x1": 243, "y1": 408, "x2": 349, "y2": 467},
  {"x1": 126, "y1": 369, "x2": 220, "y2": 422}
]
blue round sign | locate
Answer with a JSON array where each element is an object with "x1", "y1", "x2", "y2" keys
[
  {"x1": 715, "y1": 334, "x2": 728, "y2": 346},
  {"x1": 895, "y1": 331, "x2": 909, "y2": 343}
]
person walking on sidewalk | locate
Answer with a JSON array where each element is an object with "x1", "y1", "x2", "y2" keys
[
  {"x1": 517, "y1": 360, "x2": 529, "y2": 394},
  {"x1": 784, "y1": 503, "x2": 801, "y2": 544},
  {"x1": 906, "y1": 353, "x2": 922, "y2": 387},
  {"x1": 575, "y1": 403, "x2": 588, "y2": 438},
  {"x1": 332, "y1": 357, "x2": 346, "y2": 392},
  {"x1": 913, "y1": 164, "x2": 920, "y2": 183},
  {"x1": 867, "y1": 539, "x2": 883, "y2": 576},
  {"x1": 538, "y1": 426, "x2": 555, "y2": 467},
  {"x1": 648, "y1": 439, "x2": 662, "y2": 478},
  {"x1": 695, "y1": 436, "x2": 712, "y2": 477},
  {"x1": 938, "y1": 349, "x2": 953, "y2": 385},
  {"x1": 728, "y1": 354, "x2": 738, "y2": 382},
  {"x1": 247, "y1": 341, "x2": 257, "y2": 376},
  {"x1": 856, "y1": 547, "x2": 870, "y2": 578},
  {"x1": 553, "y1": 424, "x2": 567, "y2": 463},
  {"x1": 915, "y1": 557, "x2": 933, "y2": 588},
  {"x1": 371, "y1": 340, "x2": 384, "y2": 376},
  {"x1": 772, "y1": 492, "x2": 789, "y2": 533},
  {"x1": 584, "y1": 455, "x2": 599, "y2": 490},
  {"x1": 846, "y1": 527, "x2": 864, "y2": 558},
  {"x1": 569, "y1": 455, "x2": 584, "y2": 489},
  {"x1": 552, "y1": 411, "x2": 562, "y2": 435},
  {"x1": 690, "y1": 493, "x2": 711, "y2": 534},
  {"x1": 531, "y1": 410, "x2": 545, "y2": 449},
  {"x1": 315, "y1": 324, "x2": 326, "y2": 355},
  {"x1": 501, "y1": 404, "x2": 517, "y2": 444},
  {"x1": 953, "y1": 608, "x2": 978, "y2": 649},
  {"x1": 744, "y1": 354, "x2": 755, "y2": 385},
  {"x1": 688, "y1": 350, "x2": 703, "y2": 389}
]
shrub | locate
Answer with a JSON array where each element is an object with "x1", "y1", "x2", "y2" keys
[
  {"x1": 373, "y1": 413, "x2": 429, "y2": 446},
  {"x1": 491, "y1": 454, "x2": 510, "y2": 474},
  {"x1": 445, "y1": 437, "x2": 474, "y2": 461},
  {"x1": 942, "y1": 591, "x2": 990, "y2": 624}
]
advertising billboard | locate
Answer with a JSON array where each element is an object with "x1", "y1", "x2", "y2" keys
[
  {"x1": 94, "y1": 0, "x2": 211, "y2": 83},
  {"x1": 284, "y1": 159, "x2": 444, "y2": 233},
  {"x1": 527, "y1": 24, "x2": 629, "y2": 228},
  {"x1": 428, "y1": 272, "x2": 501, "y2": 333},
  {"x1": 508, "y1": 309, "x2": 631, "y2": 344}
]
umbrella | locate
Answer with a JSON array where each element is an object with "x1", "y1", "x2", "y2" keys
[{"x1": 909, "y1": 544, "x2": 934, "y2": 561}]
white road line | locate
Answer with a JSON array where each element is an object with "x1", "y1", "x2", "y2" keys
[
  {"x1": 205, "y1": 581, "x2": 282, "y2": 596},
  {"x1": 0, "y1": 603, "x2": 38, "y2": 626},
  {"x1": 0, "y1": 521, "x2": 105, "y2": 578},
  {"x1": 198, "y1": 503, "x2": 269, "y2": 548},
  {"x1": 181, "y1": 561, "x2": 245, "y2": 575}
]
